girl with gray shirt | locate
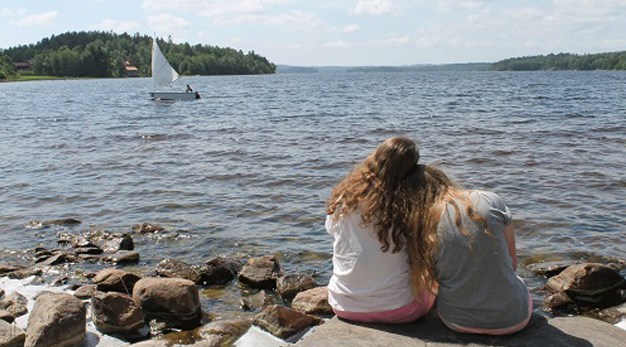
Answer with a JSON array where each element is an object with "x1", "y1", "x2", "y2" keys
[{"x1": 407, "y1": 165, "x2": 531, "y2": 335}]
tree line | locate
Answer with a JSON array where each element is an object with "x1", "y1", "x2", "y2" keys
[
  {"x1": 490, "y1": 51, "x2": 626, "y2": 71},
  {"x1": 0, "y1": 31, "x2": 276, "y2": 78}
]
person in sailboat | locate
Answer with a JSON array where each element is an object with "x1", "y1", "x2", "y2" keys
[{"x1": 186, "y1": 84, "x2": 193, "y2": 93}]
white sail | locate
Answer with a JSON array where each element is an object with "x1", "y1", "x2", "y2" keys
[{"x1": 151, "y1": 37, "x2": 179, "y2": 88}]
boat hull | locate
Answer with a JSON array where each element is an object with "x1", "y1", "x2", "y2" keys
[{"x1": 149, "y1": 92, "x2": 199, "y2": 101}]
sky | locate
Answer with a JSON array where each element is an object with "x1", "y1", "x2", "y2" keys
[{"x1": 1, "y1": 0, "x2": 626, "y2": 66}]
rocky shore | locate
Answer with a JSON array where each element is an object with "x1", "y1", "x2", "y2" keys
[{"x1": 1, "y1": 218, "x2": 625, "y2": 347}]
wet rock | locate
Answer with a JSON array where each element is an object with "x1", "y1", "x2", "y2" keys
[
  {"x1": 528, "y1": 260, "x2": 581, "y2": 278},
  {"x1": 597, "y1": 302, "x2": 626, "y2": 324},
  {"x1": 253, "y1": 305, "x2": 323, "y2": 340},
  {"x1": 92, "y1": 291, "x2": 145, "y2": 335},
  {"x1": 102, "y1": 250, "x2": 140, "y2": 264},
  {"x1": 0, "y1": 318, "x2": 25, "y2": 346},
  {"x1": 93, "y1": 268, "x2": 142, "y2": 295},
  {"x1": 25, "y1": 292, "x2": 86, "y2": 347},
  {"x1": 128, "y1": 340, "x2": 172, "y2": 347},
  {"x1": 0, "y1": 309, "x2": 14, "y2": 323},
  {"x1": 99, "y1": 234, "x2": 135, "y2": 253},
  {"x1": 198, "y1": 319, "x2": 253, "y2": 345},
  {"x1": 6, "y1": 267, "x2": 42, "y2": 279},
  {"x1": 132, "y1": 223, "x2": 165, "y2": 233},
  {"x1": 74, "y1": 246, "x2": 103, "y2": 255},
  {"x1": 543, "y1": 291, "x2": 576, "y2": 312},
  {"x1": 25, "y1": 218, "x2": 81, "y2": 229},
  {"x1": 77, "y1": 254, "x2": 101, "y2": 262},
  {"x1": 240, "y1": 290, "x2": 273, "y2": 311},
  {"x1": 71, "y1": 237, "x2": 98, "y2": 249},
  {"x1": 155, "y1": 258, "x2": 202, "y2": 284},
  {"x1": 0, "y1": 292, "x2": 28, "y2": 317},
  {"x1": 0, "y1": 289, "x2": 3, "y2": 299},
  {"x1": 0, "y1": 263, "x2": 24, "y2": 275},
  {"x1": 51, "y1": 275, "x2": 69, "y2": 286},
  {"x1": 200, "y1": 257, "x2": 244, "y2": 285},
  {"x1": 545, "y1": 263, "x2": 626, "y2": 309},
  {"x1": 74, "y1": 284, "x2": 97, "y2": 299},
  {"x1": 277, "y1": 274, "x2": 317, "y2": 299},
  {"x1": 238, "y1": 255, "x2": 283, "y2": 290},
  {"x1": 292, "y1": 287, "x2": 333, "y2": 315},
  {"x1": 132, "y1": 277, "x2": 202, "y2": 329},
  {"x1": 37, "y1": 252, "x2": 69, "y2": 266}
]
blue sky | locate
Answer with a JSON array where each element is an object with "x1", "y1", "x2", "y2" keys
[{"x1": 1, "y1": 0, "x2": 626, "y2": 66}]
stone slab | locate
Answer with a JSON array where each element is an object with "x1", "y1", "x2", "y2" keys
[{"x1": 295, "y1": 312, "x2": 626, "y2": 347}]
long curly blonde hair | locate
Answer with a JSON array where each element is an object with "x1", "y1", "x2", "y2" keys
[
  {"x1": 405, "y1": 165, "x2": 489, "y2": 295},
  {"x1": 326, "y1": 137, "x2": 420, "y2": 253}
]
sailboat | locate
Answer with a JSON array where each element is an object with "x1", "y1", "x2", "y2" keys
[{"x1": 149, "y1": 37, "x2": 200, "y2": 101}]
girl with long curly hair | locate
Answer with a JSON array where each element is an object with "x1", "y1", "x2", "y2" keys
[
  {"x1": 325, "y1": 137, "x2": 435, "y2": 323},
  {"x1": 408, "y1": 164, "x2": 531, "y2": 335}
]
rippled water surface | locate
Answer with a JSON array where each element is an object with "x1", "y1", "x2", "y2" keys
[{"x1": 1, "y1": 72, "x2": 625, "y2": 303}]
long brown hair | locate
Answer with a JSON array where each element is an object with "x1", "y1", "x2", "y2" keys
[
  {"x1": 326, "y1": 137, "x2": 419, "y2": 253},
  {"x1": 405, "y1": 165, "x2": 489, "y2": 295}
]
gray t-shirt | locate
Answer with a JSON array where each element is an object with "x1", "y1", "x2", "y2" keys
[{"x1": 435, "y1": 191, "x2": 529, "y2": 329}]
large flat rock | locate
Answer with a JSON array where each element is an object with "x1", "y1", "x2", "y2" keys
[{"x1": 295, "y1": 312, "x2": 626, "y2": 347}]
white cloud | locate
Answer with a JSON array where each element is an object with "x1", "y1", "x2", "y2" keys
[
  {"x1": 0, "y1": 8, "x2": 27, "y2": 18},
  {"x1": 339, "y1": 24, "x2": 360, "y2": 33},
  {"x1": 15, "y1": 11, "x2": 58, "y2": 27},
  {"x1": 148, "y1": 13, "x2": 192, "y2": 32},
  {"x1": 383, "y1": 35, "x2": 410, "y2": 46},
  {"x1": 435, "y1": 0, "x2": 487, "y2": 12},
  {"x1": 352, "y1": 0, "x2": 395, "y2": 16},
  {"x1": 87, "y1": 19, "x2": 142, "y2": 33},
  {"x1": 324, "y1": 40, "x2": 349, "y2": 48}
]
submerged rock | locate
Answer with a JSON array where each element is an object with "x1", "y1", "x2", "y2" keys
[
  {"x1": 277, "y1": 274, "x2": 317, "y2": 300},
  {"x1": 132, "y1": 277, "x2": 202, "y2": 329},
  {"x1": 25, "y1": 218, "x2": 81, "y2": 229},
  {"x1": 528, "y1": 260, "x2": 581, "y2": 278},
  {"x1": 155, "y1": 258, "x2": 202, "y2": 284},
  {"x1": 25, "y1": 292, "x2": 86, "y2": 347},
  {"x1": 200, "y1": 257, "x2": 244, "y2": 285},
  {"x1": 198, "y1": 319, "x2": 253, "y2": 345},
  {"x1": 240, "y1": 290, "x2": 273, "y2": 311},
  {"x1": 6, "y1": 267, "x2": 42, "y2": 280},
  {"x1": 254, "y1": 305, "x2": 323, "y2": 340},
  {"x1": 132, "y1": 223, "x2": 165, "y2": 233},
  {"x1": 238, "y1": 255, "x2": 283, "y2": 290}
]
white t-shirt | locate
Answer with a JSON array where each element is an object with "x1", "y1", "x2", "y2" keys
[{"x1": 326, "y1": 211, "x2": 414, "y2": 312}]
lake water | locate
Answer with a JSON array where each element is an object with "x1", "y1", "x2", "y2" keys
[{"x1": 1, "y1": 71, "x2": 625, "y2": 311}]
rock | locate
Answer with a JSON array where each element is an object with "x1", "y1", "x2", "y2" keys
[
  {"x1": 292, "y1": 287, "x2": 333, "y2": 315},
  {"x1": 127, "y1": 340, "x2": 172, "y2": 347},
  {"x1": 200, "y1": 257, "x2": 244, "y2": 285},
  {"x1": 0, "y1": 318, "x2": 25, "y2": 346},
  {"x1": 73, "y1": 246, "x2": 103, "y2": 255},
  {"x1": 93, "y1": 268, "x2": 142, "y2": 294},
  {"x1": 100, "y1": 234, "x2": 135, "y2": 253},
  {"x1": 132, "y1": 223, "x2": 165, "y2": 233},
  {"x1": 73, "y1": 284, "x2": 97, "y2": 299},
  {"x1": 77, "y1": 254, "x2": 101, "y2": 262},
  {"x1": 527, "y1": 260, "x2": 580, "y2": 278},
  {"x1": 102, "y1": 250, "x2": 140, "y2": 264},
  {"x1": 154, "y1": 258, "x2": 202, "y2": 284},
  {"x1": 0, "y1": 309, "x2": 14, "y2": 323},
  {"x1": 25, "y1": 292, "x2": 86, "y2": 347},
  {"x1": 37, "y1": 253, "x2": 69, "y2": 266},
  {"x1": 240, "y1": 290, "x2": 273, "y2": 311},
  {"x1": 543, "y1": 291, "x2": 576, "y2": 312},
  {"x1": 6, "y1": 267, "x2": 42, "y2": 279},
  {"x1": 545, "y1": 263, "x2": 626, "y2": 308},
  {"x1": 277, "y1": 274, "x2": 317, "y2": 299},
  {"x1": 50, "y1": 275, "x2": 69, "y2": 286},
  {"x1": 0, "y1": 292, "x2": 28, "y2": 317},
  {"x1": 253, "y1": 305, "x2": 323, "y2": 340},
  {"x1": 238, "y1": 255, "x2": 283, "y2": 290},
  {"x1": 91, "y1": 291, "x2": 145, "y2": 335},
  {"x1": 132, "y1": 277, "x2": 202, "y2": 329},
  {"x1": 198, "y1": 319, "x2": 252, "y2": 345},
  {"x1": 0, "y1": 263, "x2": 24, "y2": 275},
  {"x1": 0, "y1": 289, "x2": 4, "y2": 299}
]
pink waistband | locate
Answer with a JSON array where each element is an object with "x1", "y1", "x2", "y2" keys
[{"x1": 334, "y1": 292, "x2": 435, "y2": 324}]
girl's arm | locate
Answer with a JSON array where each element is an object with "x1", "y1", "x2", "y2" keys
[{"x1": 504, "y1": 224, "x2": 518, "y2": 270}]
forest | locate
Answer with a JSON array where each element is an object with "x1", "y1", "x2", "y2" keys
[
  {"x1": 490, "y1": 51, "x2": 626, "y2": 71},
  {"x1": 0, "y1": 31, "x2": 275, "y2": 79}
]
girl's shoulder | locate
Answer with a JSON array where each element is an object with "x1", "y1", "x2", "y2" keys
[{"x1": 470, "y1": 190, "x2": 512, "y2": 225}]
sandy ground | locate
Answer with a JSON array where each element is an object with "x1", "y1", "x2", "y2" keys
[{"x1": 1, "y1": 276, "x2": 287, "y2": 347}]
